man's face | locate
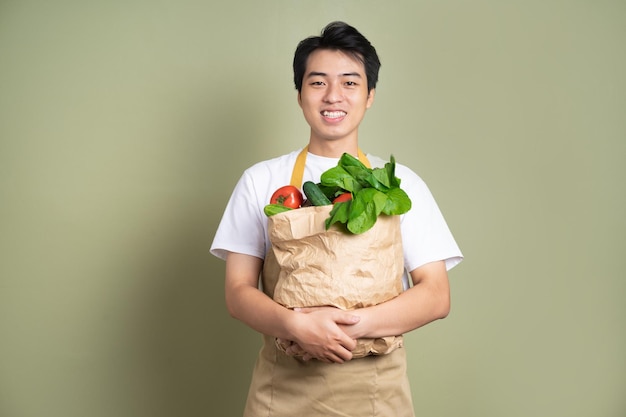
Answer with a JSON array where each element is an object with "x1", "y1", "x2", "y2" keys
[{"x1": 298, "y1": 49, "x2": 375, "y2": 147}]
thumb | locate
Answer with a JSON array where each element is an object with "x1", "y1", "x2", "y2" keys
[{"x1": 334, "y1": 312, "x2": 360, "y2": 325}]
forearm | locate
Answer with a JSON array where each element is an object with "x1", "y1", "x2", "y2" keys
[
  {"x1": 224, "y1": 253, "x2": 296, "y2": 340},
  {"x1": 346, "y1": 260, "x2": 451, "y2": 339},
  {"x1": 226, "y1": 282, "x2": 296, "y2": 340},
  {"x1": 224, "y1": 252, "x2": 360, "y2": 363}
]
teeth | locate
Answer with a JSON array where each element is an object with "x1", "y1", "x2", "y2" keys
[{"x1": 323, "y1": 111, "x2": 346, "y2": 118}]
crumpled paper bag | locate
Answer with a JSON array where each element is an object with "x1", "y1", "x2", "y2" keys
[{"x1": 266, "y1": 205, "x2": 405, "y2": 358}]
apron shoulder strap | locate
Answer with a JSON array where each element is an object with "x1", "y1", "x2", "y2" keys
[{"x1": 289, "y1": 145, "x2": 371, "y2": 188}]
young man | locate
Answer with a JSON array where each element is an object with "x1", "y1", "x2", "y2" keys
[{"x1": 211, "y1": 21, "x2": 463, "y2": 417}]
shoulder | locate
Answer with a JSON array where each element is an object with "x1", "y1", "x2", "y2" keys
[
  {"x1": 246, "y1": 149, "x2": 301, "y2": 171},
  {"x1": 241, "y1": 149, "x2": 301, "y2": 179},
  {"x1": 233, "y1": 149, "x2": 304, "y2": 205}
]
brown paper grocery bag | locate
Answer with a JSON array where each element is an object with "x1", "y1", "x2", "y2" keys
[{"x1": 266, "y1": 205, "x2": 405, "y2": 358}]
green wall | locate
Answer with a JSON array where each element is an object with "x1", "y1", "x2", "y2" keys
[{"x1": 1, "y1": 1, "x2": 624, "y2": 416}]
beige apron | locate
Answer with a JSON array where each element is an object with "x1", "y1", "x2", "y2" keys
[{"x1": 242, "y1": 147, "x2": 415, "y2": 417}]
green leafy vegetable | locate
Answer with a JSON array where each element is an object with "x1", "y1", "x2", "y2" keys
[
  {"x1": 264, "y1": 204, "x2": 293, "y2": 217},
  {"x1": 323, "y1": 154, "x2": 412, "y2": 234},
  {"x1": 382, "y1": 187, "x2": 411, "y2": 215},
  {"x1": 320, "y1": 166, "x2": 362, "y2": 193}
]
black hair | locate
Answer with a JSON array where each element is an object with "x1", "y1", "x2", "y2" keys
[{"x1": 293, "y1": 21, "x2": 381, "y2": 93}]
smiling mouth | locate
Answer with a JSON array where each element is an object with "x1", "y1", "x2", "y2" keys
[{"x1": 322, "y1": 110, "x2": 346, "y2": 119}]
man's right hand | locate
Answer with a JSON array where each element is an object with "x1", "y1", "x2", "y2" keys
[{"x1": 285, "y1": 307, "x2": 360, "y2": 363}]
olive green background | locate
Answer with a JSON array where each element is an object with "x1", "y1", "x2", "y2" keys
[{"x1": 1, "y1": 1, "x2": 624, "y2": 416}]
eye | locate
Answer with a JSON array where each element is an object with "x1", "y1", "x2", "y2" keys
[
  {"x1": 310, "y1": 81, "x2": 325, "y2": 86},
  {"x1": 344, "y1": 81, "x2": 357, "y2": 87}
]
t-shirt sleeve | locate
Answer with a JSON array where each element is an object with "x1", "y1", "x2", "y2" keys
[
  {"x1": 210, "y1": 169, "x2": 267, "y2": 261},
  {"x1": 398, "y1": 167, "x2": 463, "y2": 272}
]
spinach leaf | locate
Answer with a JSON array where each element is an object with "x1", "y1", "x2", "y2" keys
[
  {"x1": 325, "y1": 200, "x2": 351, "y2": 229},
  {"x1": 385, "y1": 156, "x2": 401, "y2": 188},
  {"x1": 339, "y1": 153, "x2": 374, "y2": 189},
  {"x1": 370, "y1": 167, "x2": 391, "y2": 190},
  {"x1": 322, "y1": 153, "x2": 412, "y2": 234},
  {"x1": 320, "y1": 166, "x2": 362, "y2": 193},
  {"x1": 382, "y1": 187, "x2": 411, "y2": 215},
  {"x1": 317, "y1": 183, "x2": 342, "y2": 200},
  {"x1": 347, "y1": 200, "x2": 378, "y2": 234},
  {"x1": 339, "y1": 152, "x2": 369, "y2": 172}
]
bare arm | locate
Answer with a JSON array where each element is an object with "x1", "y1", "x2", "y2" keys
[
  {"x1": 342, "y1": 260, "x2": 450, "y2": 339},
  {"x1": 224, "y1": 252, "x2": 361, "y2": 363},
  {"x1": 294, "y1": 260, "x2": 450, "y2": 340}
]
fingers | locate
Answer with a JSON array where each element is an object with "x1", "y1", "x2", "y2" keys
[
  {"x1": 285, "y1": 342, "x2": 306, "y2": 357},
  {"x1": 285, "y1": 341, "x2": 354, "y2": 363},
  {"x1": 339, "y1": 334, "x2": 358, "y2": 352},
  {"x1": 294, "y1": 307, "x2": 361, "y2": 327},
  {"x1": 333, "y1": 311, "x2": 361, "y2": 326},
  {"x1": 331, "y1": 346, "x2": 353, "y2": 363},
  {"x1": 285, "y1": 307, "x2": 361, "y2": 363},
  {"x1": 282, "y1": 339, "x2": 354, "y2": 363}
]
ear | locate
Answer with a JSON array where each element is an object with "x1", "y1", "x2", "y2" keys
[
  {"x1": 297, "y1": 91, "x2": 302, "y2": 108},
  {"x1": 366, "y1": 88, "x2": 375, "y2": 109}
]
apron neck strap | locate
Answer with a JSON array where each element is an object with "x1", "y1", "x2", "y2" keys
[{"x1": 289, "y1": 145, "x2": 371, "y2": 188}]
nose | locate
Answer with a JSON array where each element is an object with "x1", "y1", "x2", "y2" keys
[{"x1": 323, "y1": 82, "x2": 343, "y2": 103}]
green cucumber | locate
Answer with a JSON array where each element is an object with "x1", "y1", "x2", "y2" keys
[{"x1": 302, "y1": 181, "x2": 332, "y2": 206}]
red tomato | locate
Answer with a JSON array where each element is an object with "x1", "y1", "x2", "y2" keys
[
  {"x1": 333, "y1": 193, "x2": 352, "y2": 203},
  {"x1": 270, "y1": 185, "x2": 303, "y2": 209}
]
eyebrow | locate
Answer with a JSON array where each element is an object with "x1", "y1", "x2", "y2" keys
[{"x1": 306, "y1": 71, "x2": 363, "y2": 78}]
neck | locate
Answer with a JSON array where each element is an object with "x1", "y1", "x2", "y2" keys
[{"x1": 307, "y1": 137, "x2": 359, "y2": 159}]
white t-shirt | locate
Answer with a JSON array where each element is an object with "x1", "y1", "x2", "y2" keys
[{"x1": 210, "y1": 149, "x2": 463, "y2": 285}]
